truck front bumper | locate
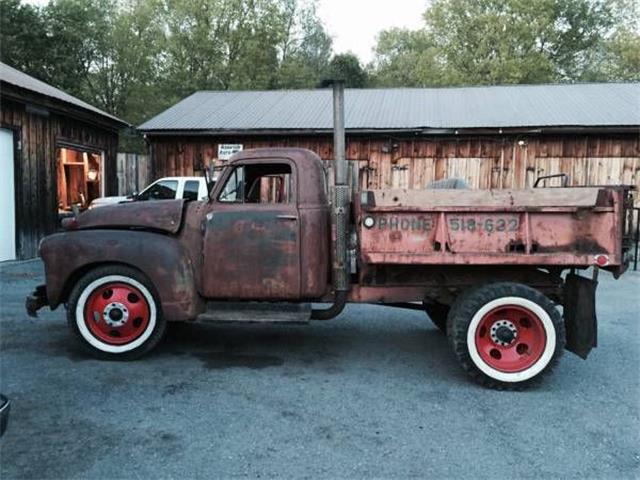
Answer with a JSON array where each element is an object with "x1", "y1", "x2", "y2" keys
[{"x1": 25, "y1": 285, "x2": 49, "y2": 317}]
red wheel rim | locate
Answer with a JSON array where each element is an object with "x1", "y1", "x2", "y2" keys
[
  {"x1": 474, "y1": 305, "x2": 546, "y2": 373},
  {"x1": 84, "y1": 282, "x2": 151, "y2": 345}
]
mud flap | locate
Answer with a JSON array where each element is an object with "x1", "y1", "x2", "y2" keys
[{"x1": 563, "y1": 273, "x2": 598, "y2": 359}]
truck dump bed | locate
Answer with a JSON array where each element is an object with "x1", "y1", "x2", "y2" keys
[{"x1": 357, "y1": 187, "x2": 633, "y2": 274}]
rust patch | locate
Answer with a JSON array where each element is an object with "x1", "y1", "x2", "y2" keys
[{"x1": 536, "y1": 238, "x2": 607, "y2": 254}]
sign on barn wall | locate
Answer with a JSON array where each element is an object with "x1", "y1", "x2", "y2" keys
[{"x1": 218, "y1": 144, "x2": 243, "y2": 160}]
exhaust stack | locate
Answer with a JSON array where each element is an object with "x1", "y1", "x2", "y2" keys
[
  {"x1": 333, "y1": 81, "x2": 347, "y2": 188},
  {"x1": 311, "y1": 80, "x2": 350, "y2": 320},
  {"x1": 331, "y1": 80, "x2": 350, "y2": 293}
]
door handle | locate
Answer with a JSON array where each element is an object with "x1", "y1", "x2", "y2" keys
[{"x1": 276, "y1": 215, "x2": 298, "y2": 221}]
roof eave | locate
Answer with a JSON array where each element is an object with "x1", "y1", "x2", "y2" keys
[
  {"x1": 1, "y1": 81, "x2": 130, "y2": 130},
  {"x1": 138, "y1": 125, "x2": 640, "y2": 137}
]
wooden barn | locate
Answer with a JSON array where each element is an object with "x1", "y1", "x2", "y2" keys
[
  {"x1": 139, "y1": 84, "x2": 639, "y2": 196},
  {"x1": 0, "y1": 61, "x2": 128, "y2": 261}
]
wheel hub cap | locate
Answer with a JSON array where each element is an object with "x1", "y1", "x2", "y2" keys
[
  {"x1": 474, "y1": 305, "x2": 547, "y2": 373},
  {"x1": 490, "y1": 320, "x2": 517, "y2": 346},
  {"x1": 84, "y1": 282, "x2": 151, "y2": 345},
  {"x1": 103, "y1": 302, "x2": 129, "y2": 327}
]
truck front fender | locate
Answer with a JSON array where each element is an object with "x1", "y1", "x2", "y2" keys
[{"x1": 40, "y1": 230, "x2": 204, "y2": 321}]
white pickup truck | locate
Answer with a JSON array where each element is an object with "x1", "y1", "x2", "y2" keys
[{"x1": 89, "y1": 177, "x2": 210, "y2": 209}]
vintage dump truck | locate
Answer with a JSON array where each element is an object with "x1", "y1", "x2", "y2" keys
[{"x1": 26, "y1": 84, "x2": 634, "y2": 389}]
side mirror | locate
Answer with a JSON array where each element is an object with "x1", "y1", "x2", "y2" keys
[{"x1": 126, "y1": 191, "x2": 138, "y2": 200}]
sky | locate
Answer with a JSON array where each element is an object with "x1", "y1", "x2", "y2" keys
[
  {"x1": 317, "y1": 0, "x2": 426, "y2": 63},
  {"x1": 24, "y1": 0, "x2": 427, "y2": 64}
]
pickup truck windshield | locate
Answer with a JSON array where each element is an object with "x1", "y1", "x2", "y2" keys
[
  {"x1": 183, "y1": 180, "x2": 200, "y2": 201},
  {"x1": 137, "y1": 180, "x2": 178, "y2": 201}
]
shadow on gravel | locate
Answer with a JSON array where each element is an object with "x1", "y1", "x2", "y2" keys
[
  {"x1": 192, "y1": 351, "x2": 285, "y2": 370},
  {"x1": 156, "y1": 318, "x2": 456, "y2": 378}
]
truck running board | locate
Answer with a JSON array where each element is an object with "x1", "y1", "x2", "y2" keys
[{"x1": 196, "y1": 302, "x2": 311, "y2": 324}]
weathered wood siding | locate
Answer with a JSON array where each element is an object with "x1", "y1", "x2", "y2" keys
[
  {"x1": 1, "y1": 98, "x2": 119, "y2": 259},
  {"x1": 117, "y1": 153, "x2": 151, "y2": 195},
  {"x1": 149, "y1": 134, "x2": 640, "y2": 192}
]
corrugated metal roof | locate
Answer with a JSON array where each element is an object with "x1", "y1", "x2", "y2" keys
[
  {"x1": 0, "y1": 61, "x2": 128, "y2": 126},
  {"x1": 138, "y1": 83, "x2": 640, "y2": 133}
]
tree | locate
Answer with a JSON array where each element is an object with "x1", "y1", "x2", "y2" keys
[
  {"x1": 276, "y1": 0, "x2": 333, "y2": 88},
  {"x1": 325, "y1": 53, "x2": 368, "y2": 87},
  {"x1": 372, "y1": 28, "x2": 445, "y2": 87},
  {"x1": 41, "y1": 0, "x2": 117, "y2": 98},
  {"x1": 0, "y1": 0, "x2": 334, "y2": 129},
  {"x1": 85, "y1": 0, "x2": 167, "y2": 123},
  {"x1": 0, "y1": 0, "x2": 48, "y2": 79},
  {"x1": 161, "y1": 0, "x2": 332, "y2": 93},
  {"x1": 580, "y1": 28, "x2": 640, "y2": 82},
  {"x1": 162, "y1": 0, "x2": 290, "y2": 95},
  {"x1": 424, "y1": 0, "x2": 559, "y2": 84},
  {"x1": 371, "y1": 0, "x2": 638, "y2": 86}
]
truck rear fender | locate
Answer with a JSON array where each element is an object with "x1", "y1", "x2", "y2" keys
[{"x1": 40, "y1": 230, "x2": 204, "y2": 321}]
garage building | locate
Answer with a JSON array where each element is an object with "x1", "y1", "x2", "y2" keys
[
  {"x1": 139, "y1": 83, "x2": 639, "y2": 195},
  {"x1": 0, "y1": 62, "x2": 128, "y2": 261}
]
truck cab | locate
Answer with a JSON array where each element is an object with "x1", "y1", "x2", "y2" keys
[{"x1": 198, "y1": 149, "x2": 329, "y2": 300}]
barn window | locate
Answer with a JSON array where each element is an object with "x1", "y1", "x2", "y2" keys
[{"x1": 56, "y1": 146, "x2": 104, "y2": 213}]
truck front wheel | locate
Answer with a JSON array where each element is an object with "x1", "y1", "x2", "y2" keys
[
  {"x1": 67, "y1": 266, "x2": 166, "y2": 360},
  {"x1": 447, "y1": 283, "x2": 565, "y2": 389}
]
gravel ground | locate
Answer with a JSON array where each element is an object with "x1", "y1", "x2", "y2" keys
[{"x1": 1, "y1": 259, "x2": 639, "y2": 479}]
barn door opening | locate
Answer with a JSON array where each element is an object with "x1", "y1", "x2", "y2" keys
[
  {"x1": 0, "y1": 128, "x2": 16, "y2": 261},
  {"x1": 56, "y1": 146, "x2": 104, "y2": 214}
]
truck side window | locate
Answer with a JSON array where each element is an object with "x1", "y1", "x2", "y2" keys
[
  {"x1": 137, "y1": 180, "x2": 178, "y2": 201},
  {"x1": 218, "y1": 164, "x2": 292, "y2": 204},
  {"x1": 183, "y1": 180, "x2": 200, "y2": 201}
]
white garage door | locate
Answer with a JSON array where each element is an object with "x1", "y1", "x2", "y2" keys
[{"x1": 0, "y1": 128, "x2": 16, "y2": 261}]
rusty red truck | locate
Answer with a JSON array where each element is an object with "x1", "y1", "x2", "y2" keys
[{"x1": 26, "y1": 83, "x2": 635, "y2": 389}]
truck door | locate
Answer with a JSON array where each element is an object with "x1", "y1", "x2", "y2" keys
[{"x1": 201, "y1": 160, "x2": 301, "y2": 299}]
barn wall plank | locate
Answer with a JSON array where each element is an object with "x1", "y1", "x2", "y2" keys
[{"x1": 148, "y1": 134, "x2": 640, "y2": 206}]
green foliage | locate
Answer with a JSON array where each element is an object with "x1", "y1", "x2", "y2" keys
[
  {"x1": 163, "y1": 0, "x2": 281, "y2": 94},
  {"x1": 373, "y1": 28, "x2": 446, "y2": 87},
  {"x1": 271, "y1": 0, "x2": 333, "y2": 88},
  {"x1": 0, "y1": 0, "x2": 48, "y2": 78},
  {"x1": 602, "y1": 29, "x2": 640, "y2": 81},
  {"x1": 325, "y1": 53, "x2": 368, "y2": 87},
  {"x1": 0, "y1": 0, "x2": 333, "y2": 131},
  {"x1": 86, "y1": 0, "x2": 167, "y2": 123},
  {"x1": 42, "y1": 0, "x2": 117, "y2": 97},
  {"x1": 371, "y1": 0, "x2": 640, "y2": 86}
]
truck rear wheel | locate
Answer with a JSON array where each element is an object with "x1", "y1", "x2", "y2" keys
[
  {"x1": 423, "y1": 301, "x2": 449, "y2": 333},
  {"x1": 447, "y1": 282, "x2": 565, "y2": 389},
  {"x1": 67, "y1": 265, "x2": 166, "y2": 360}
]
